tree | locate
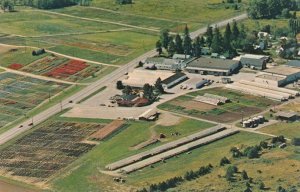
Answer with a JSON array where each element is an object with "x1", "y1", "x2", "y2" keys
[
  {"x1": 143, "y1": 83, "x2": 154, "y2": 100},
  {"x1": 183, "y1": 25, "x2": 192, "y2": 55},
  {"x1": 258, "y1": 181, "x2": 265, "y2": 190},
  {"x1": 291, "y1": 138, "x2": 300, "y2": 146},
  {"x1": 116, "y1": 80, "x2": 124, "y2": 90},
  {"x1": 2, "y1": 0, "x2": 14, "y2": 11},
  {"x1": 122, "y1": 85, "x2": 132, "y2": 95},
  {"x1": 154, "y1": 78, "x2": 164, "y2": 94},
  {"x1": 225, "y1": 165, "x2": 238, "y2": 181},
  {"x1": 206, "y1": 25, "x2": 213, "y2": 48},
  {"x1": 277, "y1": 186, "x2": 287, "y2": 192},
  {"x1": 232, "y1": 20, "x2": 240, "y2": 40},
  {"x1": 224, "y1": 23, "x2": 233, "y2": 51},
  {"x1": 220, "y1": 157, "x2": 231, "y2": 166},
  {"x1": 156, "y1": 40, "x2": 163, "y2": 55},
  {"x1": 193, "y1": 36, "x2": 202, "y2": 57},
  {"x1": 241, "y1": 170, "x2": 249, "y2": 180},
  {"x1": 211, "y1": 25, "x2": 223, "y2": 54},
  {"x1": 160, "y1": 29, "x2": 170, "y2": 49},
  {"x1": 175, "y1": 34, "x2": 184, "y2": 54},
  {"x1": 168, "y1": 38, "x2": 176, "y2": 56}
]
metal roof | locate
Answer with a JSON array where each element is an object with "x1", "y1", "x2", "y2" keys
[{"x1": 187, "y1": 57, "x2": 239, "y2": 70}]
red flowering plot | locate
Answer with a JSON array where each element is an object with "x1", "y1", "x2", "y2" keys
[{"x1": 8, "y1": 63, "x2": 23, "y2": 70}]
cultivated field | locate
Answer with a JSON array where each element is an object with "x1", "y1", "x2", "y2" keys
[
  {"x1": 0, "y1": 46, "x2": 116, "y2": 82},
  {"x1": 0, "y1": 73, "x2": 68, "y2": 129},
  {"x1": 51, "y1": 118, "x2": 215, "y2": 191},
  {"x1": 0, "y1": 119, "x2": 106, "y2": 184},
  {"x1": 158, "y1": 88, "x2": 279, "y2": 123}
]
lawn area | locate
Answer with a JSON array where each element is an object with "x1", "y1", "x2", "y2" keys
[
  {"x1": 90, "y1": 0, "x2": 248, "y2": 29},
  {"x1": 158, "y1": 88, "x2": 279, "y2": 123},
  {"x1": 259, "y1": 122, "x2": 300, "y2": 139},
  {"x1": 153, "y1": 118, "x2": 215, "y2": 142}
]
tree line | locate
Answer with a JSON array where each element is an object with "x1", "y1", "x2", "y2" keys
[
  {"x1": 0, "y1": 0, "x2": 91, "y2": 10},
  {"x1": 248, "y1": 0, "x2": 299, "y2": 19}
]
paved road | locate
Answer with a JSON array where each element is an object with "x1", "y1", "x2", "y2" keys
[{"x1": 0, "y1": 13, "x2": 248, "y2": 145}]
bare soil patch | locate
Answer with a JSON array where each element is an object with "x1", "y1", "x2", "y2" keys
[{"x1": 90, "y1": 120, "x2": 124, "y2": 140}]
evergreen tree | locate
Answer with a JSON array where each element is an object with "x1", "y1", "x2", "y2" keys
[
  {"x1": 156, "y1": 40, "x2": 163, "y2": 55},
  {"x1": 168, "y1": 38, "x2": 176, "y2": 56},
  {"x1": 183, "y1": 25, "x2": 192, "y2": 55},
  {"x1": 193, "y1": 36, "x2": 202, "y2": 57},
  {"x1": 206, "y1": 25, "x2": 213, "y2": 48},
  {"x1": 175, "y1": 34, "x2": 184, "y2": 54},
  {"x1": 160, "y1": 29, "x2": 170, "y2": 49},
  {"x1": 224, "y1": 23, "x2": 232, "y2": 50},
  {"x1": 154, "y1": 78, "x2": 164, "y2": 94},
  {"x1": 211, "y1": 25, "x2": 223, "y2": 54}
]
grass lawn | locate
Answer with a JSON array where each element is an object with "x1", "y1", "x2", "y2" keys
[
  {"x1": 259, "y1": 122, "x2": 300, "y2": 139},
  {"x1": 153, "y1": 118, "x2": 215, "y2": 142},
  {"x1": 90, "y1": 0, "x2": 248, "y2": 29}
]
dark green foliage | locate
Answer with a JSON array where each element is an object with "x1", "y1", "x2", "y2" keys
[
  {"x1": 175, "y1": 34, "x2": 184, "y2": 54},
  {"x1": 225, "y1": 165, "x2": 238, "y2": 181},
  {"x1": 22, "y1": 0, "x2": 83, "y2": 9},
  {"x1": 116, "y1": 0, "x2": 132, "y2": 5},
  {"x1": 154, "y1": 78, "x2": 164, "y2": 94},
  {"x1": 243, "y1": 145, "x2": 261, "y2": 159},
  {"x1": 156, "y1": 40, "x2": 163, "y2": 55},
  {"x1": 271, "y1": 135, "x2": 286, "y2": 144},
  {"x1": 230, "y1": 147, "x2": 243, "y2": 158},
  {"x1": 143, "y1": 83, "x2": 154, "y2": 100},
  {"x1": 241, "y1": 170, "x2": 249, "y2": 180},
  {"x1": 116, "y1": 80, "x2": 124, "y2": 90},
  {"x1": 258, "y1": 180, "x2": 265, "y2": 190},
  {"x1": 277, "y1": 186, "x2": 287, "y2": 192},
  {"x1": 160, "y1": 29, "x2": 170, "y2": 49},
  {"x1": 220, "y1": 157, "x2": 231, "y2": 166},
  {"x1": 183, "y1": 25, "x2": 193, "y2": 55}
]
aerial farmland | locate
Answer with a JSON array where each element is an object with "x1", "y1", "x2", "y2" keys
[{"x1": 0, "y1": 0, "x2": 299, "y2": 192}]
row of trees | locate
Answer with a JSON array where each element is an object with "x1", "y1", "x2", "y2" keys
[
  {"x1": 248, "y1": 0, "x2": 299, "y2": 19},
  {"x1": 156, "y1": 25, "x2": 202, "y2": 57},
  {"x1": 0, "y1": 0, "x2": 91, "y2": 9},
  {"x1": 137, "y1": 164, "x2": 213, "y2": 192}
]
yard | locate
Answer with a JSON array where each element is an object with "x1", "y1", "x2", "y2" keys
[
  {"x1": 0, "y1": 73, "x2": 69, "y2": 129},
  {"x1": 158, "y1": 87, "x2": 279, "y2": 123}
]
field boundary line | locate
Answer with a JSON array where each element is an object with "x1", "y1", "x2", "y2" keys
[{"x1": 27, "y1": 9, "x2": 162, "y2": 33}]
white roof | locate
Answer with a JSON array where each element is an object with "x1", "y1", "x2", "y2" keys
[
  {"x1": 242, "y1": 54, "x2": 269, "y2": 60},
  {"x1": 123, "y1": 69, "x2": 175, "y2": 87}
]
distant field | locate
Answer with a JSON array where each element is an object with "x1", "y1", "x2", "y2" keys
[
  {"x1": 51, "y1": 118, "x2": 215, "y2": 192},
  {"x1": 259, "y1": 122, "x2": 300, "y2": 139},
  {"x1": 158, "y1": 88, "x2": 279, "y2": 123},
  {"x1": 90, "y1": 0, "x2": 247, "y2": 27}
]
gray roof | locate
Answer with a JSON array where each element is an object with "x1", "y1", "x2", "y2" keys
[
  {"x1": 187, "y1": 58, "x2": 239, "y2": 70},
  {"x1": 287, "y1": 60, "x2": 300, "y2": 68},
  {"x1": 162, "y1": 72, "x2": 187, "y2": 85},
  {"x1": 275, "y1": 111, "x2": 298, "y2": 118},
  {"x1": 240, "y1": 57, "x2": 265, "y2": 67}
]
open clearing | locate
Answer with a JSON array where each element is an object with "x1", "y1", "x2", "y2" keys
[
  {"x1": 158, "y1": 87, "x2": 279, "y2": 123},
  {"x1": 259, "y1": 122, "x2": 300, "y2": 139},
  {"x1": 89, "y1": 0, "x2": 248, "y2": 30},
  {"x1": 0, "y1": 72, "x2": 68, "y2": 129}
]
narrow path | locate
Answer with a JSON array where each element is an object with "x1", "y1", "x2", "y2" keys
[
  {"x1": 86, "y1": 6, "x2": 187, "y2": 24},
  {"x1": 14, "y1": 28, "x2": 132, "y2": 38},
  {"x1": 27, "y1": 9, "x2": 161, "y2": 33},
  {"x1": 0, "y1": 66, "x2": 82, "y2": 85},
  {"x1": 0, "y1": 43, "x2": 119, "y2": 68}
]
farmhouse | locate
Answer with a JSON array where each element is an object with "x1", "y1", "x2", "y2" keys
[
  {"x1": 186, "y1": 57, "x2": 240, "y2": 76},
  {"x1": 261, "y1": 65, "x2": 300, "y2": 86},
  {"x1": 275, "y1": 111, "x2": 299, "y2": 122},
  {"x1": 123, "y1": 69, "x2": 187, "y2": 89},
  {"x1": 240, "y1": 54, "x2": 269, "y2": 70}
]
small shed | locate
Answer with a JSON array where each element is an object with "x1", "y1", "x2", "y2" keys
[{"x1": 275, "y1": 111, "x2": 298, "y2": 122}]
